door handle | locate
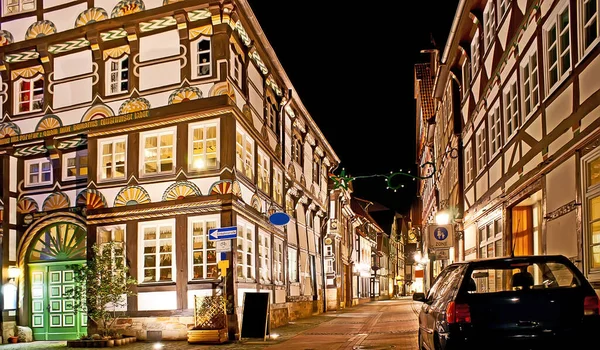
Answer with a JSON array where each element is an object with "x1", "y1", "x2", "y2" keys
[{"x1": 47, "y1": 304, "x2": 51, "y2": 312}]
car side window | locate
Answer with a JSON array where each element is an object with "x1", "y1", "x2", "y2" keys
[
  {"x1": 432, "y1": 266, "x2": 464, "y2": 310},
  {"x1": 427, "y1": 269, "x2": 450, "y2": 301}
]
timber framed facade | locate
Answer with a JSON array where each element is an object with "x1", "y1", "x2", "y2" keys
[{"x1": 0, "y1": 0, "x2": 339, "y2": 342}]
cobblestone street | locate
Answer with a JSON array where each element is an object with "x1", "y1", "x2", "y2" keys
[{"x1": 0, "y1": 298, "x2": 420, "y2": 350}]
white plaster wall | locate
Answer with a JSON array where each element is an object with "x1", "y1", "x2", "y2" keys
[
  {"x1": 139, "y1": 30, "x2": 180, "y2": 62},
  {"x1": 248, "y1": 84, "x2": 263, "y2": 119},
  {"x1": 53, "y1": 78, "x2": 93, "y2": 109},
  {"x1": 489, "y1": 158, "x2": 502, "y2": 185},
  {"x1": 144, "y1": 0, "x2": 163, "y2": 10},
  {"x1": 56, "y1": 105, "x2": 90, "y2": 125},
  {"x1": 44, "y1": 3, "x2": 86, "y2": 33},
  {"x1": 579, "y1": 52, "x2": 600, "y2": 103},
  {"x1": 9, "y1": 198, "x2": 16, "y2": 225},
  {"x1": 98, "y1": 187, "x2": 120, "y2": 208},
  {"x1": 94, "y1": 0, "x2": 119, "y2": 15},
  {"x1": 548, "y1": 131, "x2": 571, "y2": 156},
  {"x1": 188, "y1": 176, "x2": 220, "y2": 195},
  {"x1": 275, "y1": 289, "x2": 285, "y2": 304},
  {"x1": 465, "y1": 187, "x2": 474, "y2": 210},
  {"x1": 523, "y1": 153, "x2": 543, "y2": 176},
  {"x1": 187, "y1": 289, "x2": 214, "y2": 310},
  {"x1": 546, "y1": 211, "x2": 578, "y2": 258},
  {"x1": 54, "y1": 50, "x2": 92, "y2": 80},
  {"x1": 15, "y1": 117, "x2": 38, "y2": 134},
  {"x1": 9, "y1": 229, "x2": 16, "y2": 261},
  {"x1": 483, "y1": 43, "x2": 496, "y2": 81},
  {"x1": 499, "y1": 54, "x2": 516, "y2": 86},
  {"x1": 475, "y1": 173, "x2": 489, "y2": 201},
  {"x1": 497, "y1": 9, "x2": 510, "y2": 51},
  {"x1": 43, "y1": 0, "x2": 76, "y2": 9},
  {"x1": 138, "y1": 291, "x2": 177, "y2": 311},
  {"x1": 472, "y1": 72, "x2": 481, "y2": 103},
  {"x1": 545, "y1": 85, "x2": 573, "y2": 131},
  {"x1": 188, "y1": 82, "x2": 212, "y2": 100},
  {"x1": 504, "y1": 173, "x2": 519, "y2": 191},
  {"x1": 142, "y1": 90, "x2": 172, "y2": 111},
  {"x1": 581, "y1": 105, "x2": 600, "y2": 132},
  {"x1": 517, "y1": 17, "x2": 536, "y2": 55},
  {"x1": 10, "y1": 157, "x2": 17, "y2": 192},
  {"x1": 105, "y1": 100, "x2": 122, "y2": 116},
  {"x1": 504, "y1": 143, "x2": 516, "y2": 171},
  {"x1": 139, "y1": 181, "x2": 174, "y2": 203},
  {"x1": 464, "y1": 224, "x2": 476, "y2": 253},
  {"x1": 0, "y1": 16, "x2": 37, "y2": 43},
  {"x1": 139, "y1": 61, "x2": 180, "y2": 90},
  {"x1": 248, "y1": 63, "x2": 263, "y2": 95},
  {"x1": 525, "y1": 117, "x2": 543, "y2": 141},
  {"x1": 231, "y1": 83, "x2": 246, "y2": 112},
  {"x1": 238, "y1": 180, "x2": 253, "y2": 205},
  {"x1": 546, "y1": 155, "x2": 576, "y2": 213}
]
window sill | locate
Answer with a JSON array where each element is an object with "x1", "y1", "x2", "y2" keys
[
  {"x1": 97, "y1": 177, "x2": 127, "y2": 184},
  {"x1": 139, "y1": 170, "x2": 177, "y2": 179},
  {"x1": 543, "y1": 69, "x2": 572, "y2": 103},
  {"x1": 137, "y1": 281, "x2": 176, "y2": 288},
  {"x1": 105, "y1": 91, "x2": 129, "y2": 98}
]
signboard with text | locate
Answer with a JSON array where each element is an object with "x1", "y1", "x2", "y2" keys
[{"x1": 428, "y1": 224, "x2": 454, "y2": 249}]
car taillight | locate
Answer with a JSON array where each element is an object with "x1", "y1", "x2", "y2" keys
[
  {"x1": 446, "y1": 301, "x2": 471, "y2": 324},
  {"x1": 584, "y1": 295, "x2": 600, "y2": 316}
]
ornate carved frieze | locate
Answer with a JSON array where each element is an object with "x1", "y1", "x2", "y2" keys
[
  {"x1": 544, "y1": 200, "x2": 580, "y2": 222},
  {"x1": 305, "y1": 133, "x2": 315, "y2": 146},
  {"x1": 315, "y1": 146, "x2": 324, "y2": 157},
  {"x1": 293, "y1": 118, "x2": 306, "y2": 133}
]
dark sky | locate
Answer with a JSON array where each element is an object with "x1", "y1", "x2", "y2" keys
[{"x1": 246, "y1": 1, "x2": 460, "y2": 215}]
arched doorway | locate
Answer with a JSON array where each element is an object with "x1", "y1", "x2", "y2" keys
[{"x1": 27, "y1": 221, "x2": 87, "y2": 340}]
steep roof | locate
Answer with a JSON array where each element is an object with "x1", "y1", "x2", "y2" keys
[{"x1": 414, "y1": 63, "x2": 435, "y2": 120}]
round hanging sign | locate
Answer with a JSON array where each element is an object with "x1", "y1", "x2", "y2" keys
[{"x1": 269, "y1": 212, "x2": 290, "y2": 226}]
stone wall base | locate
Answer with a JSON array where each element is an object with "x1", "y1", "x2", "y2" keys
[
  {"x1": 2, "y1": 321, "x2": 16, "y2": 344},
  {"x1": 113, "y1": 316, "x2": 194, "y2": 341}
]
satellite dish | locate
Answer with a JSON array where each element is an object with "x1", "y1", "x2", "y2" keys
[{"x1": 269, "y1": 212, "x2": 290, "y2": 226}]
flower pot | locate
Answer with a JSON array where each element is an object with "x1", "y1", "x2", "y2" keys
[
  {"x1": 8, "y1": 336, "x2": 18, "y2": 343},
  {"x1": 106, "y1": 339, "x2": 115, "y2": 347}
]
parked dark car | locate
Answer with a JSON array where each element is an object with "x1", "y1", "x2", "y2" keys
[{"x1": 413, "y1": 255, "x2": 600, "y2": 350}]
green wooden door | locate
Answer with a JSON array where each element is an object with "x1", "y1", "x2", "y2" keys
[
  {"x1": 28, "y1": 221, "x2": 88, "y2": 341},
  {"x1": 30, "y1": 263, "x2": 87, "y2": 340}
]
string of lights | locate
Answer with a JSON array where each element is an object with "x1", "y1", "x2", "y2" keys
[{"x1": 329, "y1": 161, "x2": 436, "y2": 191}]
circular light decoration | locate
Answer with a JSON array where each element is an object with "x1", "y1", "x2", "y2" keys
[{"x1": 269, "y1": 212, "x2": 290, "y2": 226}]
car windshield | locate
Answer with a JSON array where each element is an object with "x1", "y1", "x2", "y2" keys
[{"x1": 466, "y1": 260, "x2": 581, "y2": 294}]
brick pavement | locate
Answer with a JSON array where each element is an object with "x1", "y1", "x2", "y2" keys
[{"x1": 0, "y1": 298, "x2": 421, "y2": 350}]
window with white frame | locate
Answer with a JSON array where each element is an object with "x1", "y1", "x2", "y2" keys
[
  {"x1": 477, "y1": 218, "x2": 504, "y2": 291},
  {"x1": 236, "y1": 218, "x2": 255, "y2": 280},
  {"x1": 106, "y1": 56, "x2": 129, "y2": 95},
  {"x1": 192, "y1": 37, "x2": 211, "y2": 78},
  {"x1": 471, "y1": 30, "x2": 481, "y2": 76},
  {"x1": 63, "y1": 150, "x2": 88, "y2": 181},
  {"x1": 583, "y1": 149, "x2": 600, "y2": 270},
  {"x1": 462, "y1": 59, "x2": 471, "y2": 94},
  {"x1": 139, "y1": 219, "x2": 175, "y2": 283},
  {"x1": 288, "y1": 247, "x2": 298, "y2": 282},
  {"x1": 3, "y1": 0, "x2": 35, "y2": 16},
  {"x1": 274, "y1": 240, "x2": 283, "y2": 284},
  {"x1": 257, "y1": 149, "x2": 270, "y2": 193},
  {"x1": 313, "y1": 155, "x2": 321, "y2": 186},
  {"x1": 258, "y1": 231, "x2": 271, "y2": 283},
  {"x1": 325, "y1": 244, "x2": 333, "y2": 257},
  {"x1": 97, "y1": 225, "x2": 125, "y2": 276},
  {"x1": 14, "y1": 76, "x2": 43, "y2": 114},
  {"x1": 189, "y1": 121, "x2": 218, "y2": 171},
  {"x1": 25, "y1": 158, "x2": 52, "y2": 187},
  {"x1": 236, "y1": 128, "x2": 254, "y2": 179},
  {"x1": 484, "y1": 1, "x2": 497, "y2": 48},
  {"x1": 521, "y1": 48, "x2": 539, "y2": 118},
  {"x1": 545, "y1": 2, "x2": 571, "y2": 90},
  {"x1": 189, "y1": 216, "x2": 219, "y2": 280},
  {"x1": 266, "y1": 96, "x2": 278, "y2": 134},
  {"x1": 504, "y1": 79, "x2": 519, "y2": 140},
  {"x1": 292, "y1": 134, "x2": 303, "y2": 165},
  {"x1": 141, "y1": 128, "x2": 175, "y2": 175},
  {"x1": 99, "y1": 136, "x2": 126, "y2": 180},
  {"x1": 230, "y1": 48, "x2": 243, "y2": 87},
  {"x1": 326, "y1": 259, "x2": 334, "y2": 274},
  {"x1": 476, "y1": 127, "x2": 487, "y2": 173},
  {"x1": 286, "y1": 196, "x2": 295, "y2": 216},
  {"x1": 580, "y1": 0, "x2": 599, "y2": 55},
  {"x1": 498, "y1": 0, "x2": 510, "y2": 19},
  {"x1": 273, "y1": 168, "x2": 283, "y2": 204},
  {"x1": 465, "y1": 142, "x2": 474, "y2": 185},
  {"x1": 489, "y1": 103, "x2": 502, "y2": 155}
]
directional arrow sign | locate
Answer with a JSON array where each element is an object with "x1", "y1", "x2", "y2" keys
[{"x1": 208, "y1": 226, "x2": 237, "y2": 241}]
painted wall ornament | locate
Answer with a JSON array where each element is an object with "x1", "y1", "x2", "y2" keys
[
  {"x1": 75, "y1": 7, "x2": 109, "y2": 27},
  {"x1": 168, "y1": 86, "x2": 202, "y2": 104},
  {"x1": 25, "y1": 21, "x2": 57, "y2": 40},
  {"x1": 118, "y1": 97, "x2": 151, "y2": 114},
  {"x1": 329, "y1": 162, "x2": 436, "y2": 192},
  {"x1": 0, "y1": 30, "x2": 14, "y2": 47},
  {"x1": 111, "y1": 0, "x2": 145, "y2": 18}
]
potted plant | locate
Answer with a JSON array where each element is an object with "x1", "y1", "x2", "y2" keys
[
  {"x1": 65, "y1": 242, "x2": 137, "y2": 341},
  {"x1": 8, "y1": 335, "x2": 18, "y2": 343}
]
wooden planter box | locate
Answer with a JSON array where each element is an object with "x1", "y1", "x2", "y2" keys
[
  {"x1": 187, "y1": 329, "x2": 228, "y2": 344},
  {"x1": 67, "y1": 336, "x2": 137, "y2": 348}
]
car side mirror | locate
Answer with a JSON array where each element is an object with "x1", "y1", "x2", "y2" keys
[{"x1": 412, "y1": 292, "x2": 426, "y2": 302}]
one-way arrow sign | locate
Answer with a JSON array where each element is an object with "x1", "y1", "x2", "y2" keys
[{"x1": 208, "y1": 226, "x2": 237, "y2": 241}]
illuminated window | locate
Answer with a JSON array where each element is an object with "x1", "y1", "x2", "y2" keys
[
  {"x1": 97, "y1": 225, "x2": 126, "y2": 276},
  {"x1": 476, "y1": 127, "x2": 487, "y2": 173},
  {"x1": 258, "y1": 230, "x2": 271, "y2": 283},
  {"x1": 274, "y1": 240, "x2": 284, "y2": 284},
  {"x1": 236, "y1": 128, "x2": 254, "y2": 179},
  {"x1": 189, "y1": 216, "x2": 220, "y2": 280},
  {"x1": 489, "y1": 103, "x2": 502, "y2": 155},
  {"x1": 584, "y1": 150, "x2": 600, "y2": 270},
  {"x1": 521, "y1": 48, "x2": 539, "y2": 118},
  {"x1": 257, "y1": 149, "x2": 270, "y2": 193},
  {"x1": 140, "y1": 128, "x2": 175, "y2": 175},
  {"x1": 139, "y1": 219, "x2": 175, "y2": 283},
  {"x1": 265, "y1": 95, "x2": 278, "y2": 134},
  {"x1": 189, "y1": 121, "x2": 218, "y2": 171},
  {"x1": 14, "y1": 76, "x2": 43, "y2": 114},
  {"x1": 288, "y1": 247, "x2": 298, "y2": 282},
  {"x1": 470, "y1": 30, "x2": 481, "y2": 76},
  {"x1": 497, "y1": 0, "x2": 510, "y2": 19},
  {"x1": 484, "y1": 1, "x2": 496, "y2": 48},
  {"x1": 230, "y1": 48, "x2": 243, "y2": 87},
  {"x1": 99, "y1": 136, "x2": 126, "y2": 180},
  {"x1": 464, "y1": 142, "x2": 473, "y2": 185},
  {"x1": 236, "y1": 218, "x2": 255, "y2": 280},
  {"x1": 580, "y1": 0, "x2": 599, "y2": 55},
  {"x1": 504, "y1": 79, "x2": 519, "y2": 140},
  {"x1": 3, "y1": 0, "x2": 35, "y2": 16},
  {"x1": 273, "y1": 168, "x2": 283, "y2": 204},
  {"x1": 313, "y1": 156, "x2": 321, "y2": 186},
  {"x1": 63, "y1": 150, "x2": 88, "y2": 181},
  {"x1": 292, "y1": 134, "x2": 303, "y2": 165}
]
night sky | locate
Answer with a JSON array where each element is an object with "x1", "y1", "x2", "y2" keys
[{"x1": 246, "y1": 1, "x2": 460, "y2": 215}]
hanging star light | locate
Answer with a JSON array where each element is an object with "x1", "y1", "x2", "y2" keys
[{"x1": 329, "y1": 161, "x2": 436, "y2": 192}]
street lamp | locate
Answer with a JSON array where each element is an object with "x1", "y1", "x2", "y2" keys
[{"x1": 435, "y1": 211, "x2": 450, "y2": 225}]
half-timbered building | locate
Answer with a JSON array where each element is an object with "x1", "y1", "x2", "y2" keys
[
  {"x1": 434, "y1": 0, "x2": 600, "y2": 295},
  {"x1": 0, "y1": 0, "x2": 339, "y2": 341}
]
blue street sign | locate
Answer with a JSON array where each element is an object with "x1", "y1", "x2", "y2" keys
[{"x1": 208, "y1": 226, "x2": 237, "y2": 241}]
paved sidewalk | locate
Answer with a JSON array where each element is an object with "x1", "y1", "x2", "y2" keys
[{"x1": 0, "y1": 298, "x2": 420, "y2": 350}]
